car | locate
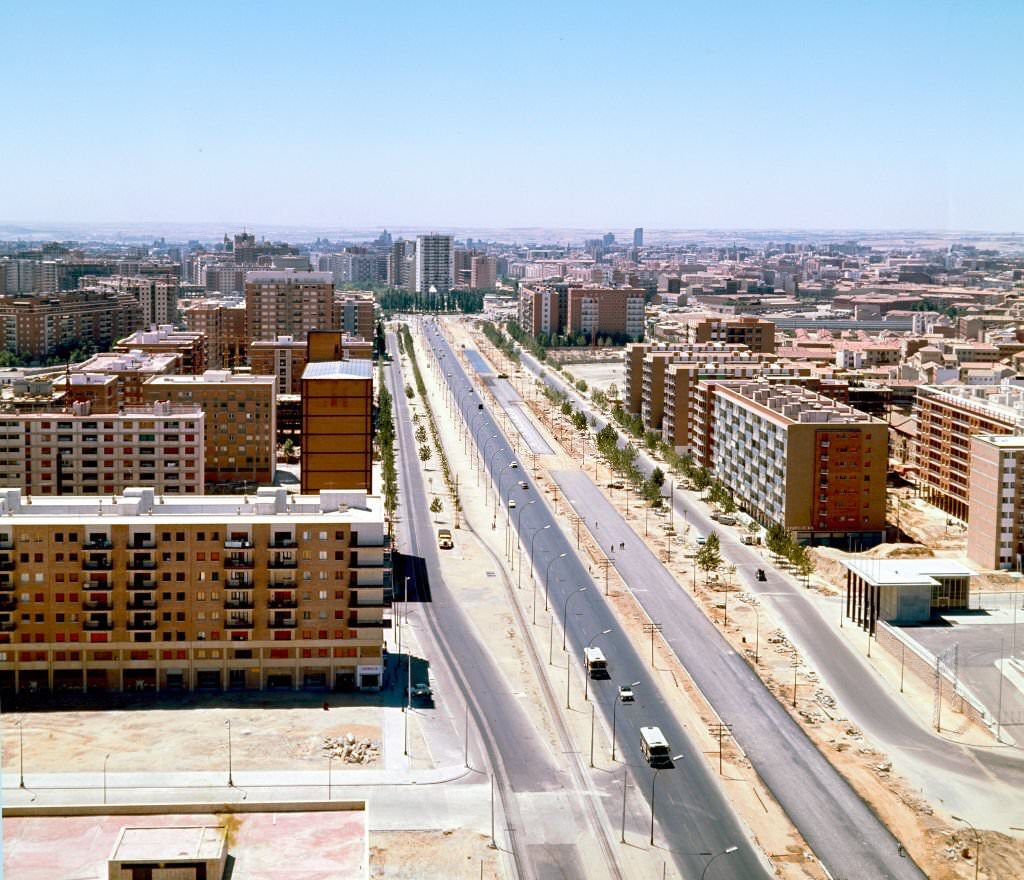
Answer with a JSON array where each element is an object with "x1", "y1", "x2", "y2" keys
[
  {"x1": 607, "y1": 481, "x2": 624, "y2": 490},
  {"x1": 410, "y1": 682, "x2": 432, "y2": 699},
  {"x1": 510, "y1": 461, "x2": 519, "y2": 469},
  {"x1": 497, "y1": 372, "x2": 508, "y2": 379},
  {"x1": 519, "y1": 481, "x2": 529, "y2": 490},
  {"x1": 508, "y1": 499, "x2": 516, "y2": 508},
  {"x1": 618, "y1": 684, "x2": 635, "y2": 703},
  {"x1": 696, "y1": 535, "x2": 707, "y2": 545}
]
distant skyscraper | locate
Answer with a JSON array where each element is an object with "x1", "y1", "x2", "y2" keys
[
  {"x1": 602, "y1": 232, "x2": 615, "y2": 247},
  {"x1": 633, "y1": 227, "x2": 644, "y2": 247},
  {"x1": 415, "y1": 234, "x2": 454, "y2": 293}
]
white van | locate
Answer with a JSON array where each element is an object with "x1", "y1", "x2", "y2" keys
[
  {"x1": 583, "y1": 647, "x2": 608, "y2": 678},
  {"x1": 640, "y1": 726, "x2": 672, "y2": 766}
]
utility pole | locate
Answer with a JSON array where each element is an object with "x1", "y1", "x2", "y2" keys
[
  {"x1": 643, "y1": 622, "x2": 662, "y2": 669},
  {"x1": 600, "y1": 559, "x2": 611, "y2": 596},
  {"x1": 709, "y1": 722, "x2": 733, "y2": 776}
]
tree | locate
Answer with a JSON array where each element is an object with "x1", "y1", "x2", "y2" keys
[
  {"x1": 281, "y1": 438, "x2": 296, "y2": 460},
  {"x1": 418, "y1": 444, "x2": 432, "y2": 463},
  {"x1": 765, "y1": 523, "x2": 790, "y2": 560},
  {"x1": 560, "y1": 400, "x2": 573, "y2": 417},
  {"x1": 692, "y1": 467, "x2": 711, "y2": 494},
  {"x1": 415, "y1": 425, "x2": 428, "y2": 444},
  {"x1": 405, "y1": 384, "x2": 415, "y2": 399},
  {"x1": 792, "y1": 543, "x2": 816, "y2": 586},
  {"x1": 695, "y1": 532, "x2": 722, "y2": 580},
  {"x1": 649, "y1": 466, "x2": 665, "y2": 489},
  {"x1": 720, "y1": 488, "x2": 736, "y2": 515},
  {"x1": 575, "y1": 379, "x2": 588, "y2": 392},
  {"x1": 374, "y1": 320, "x2": 386, "y2": 358},
  {"x1": 572, "y1": 410, "x2": 588, "y2": 431},
  {"x1": 607, "y1": 383, "x2": 619, "y2": 401},
  {"x1": 430, "y1": 497, "x2": 443, "y2": 514}
]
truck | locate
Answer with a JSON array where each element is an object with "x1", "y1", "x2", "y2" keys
[
  {"x1": 437, "y1": 528, "x2": 453, "y2": 550},
  {"x1": 640, "y1": 726, "x2": 672, "y2": 766},
  {"x1": 583, "y1": 647, "x2": 609, "y2": 679}
]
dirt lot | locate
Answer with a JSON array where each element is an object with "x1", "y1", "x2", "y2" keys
[
  {"x1": 560, "y1": 360, "x2": 625, "y2": 395},
  {"x1": 370, "y1": 830, "x2": 500, "y2": 879},
  {"x1": 2, "y1": 693, "x2": 382, "y2": 774}
]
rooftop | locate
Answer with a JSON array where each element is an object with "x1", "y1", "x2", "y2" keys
[
  {"x1": 303, "y1": 360, "x2": 374, "y2": 380},
  {"x1": 147, "y1": 370, "x2": 276, "y2": 385},
  {"x1": 245, "y1": 270, "x2": 334, "y2": 284},
  {"x1": 719, "y1": 382, "x2": 878, "y2": 425},
  {"x1": 841, "y1": 558, "x2": 973, "y2": 588},
  {"x1": 111, "y1": 825, "x2": 226, "y2": 863}
]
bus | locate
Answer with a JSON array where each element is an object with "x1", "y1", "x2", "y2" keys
[
  {"x1": 583, "y1": 647, "x2": 608, "y2": 678},
  {"x1": 640, "y1": 726, "x2": 672, "y2": 766},
  {"x1": 437, "y1": 529, "x2": 453, "y2": 549}
]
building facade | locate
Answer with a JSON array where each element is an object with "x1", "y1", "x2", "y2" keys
[
  {"x1": 0, "y1": 401, "x2": 204, "y2": 496},
  {"x1": 708, "y1": 383, "x2": 888, "y2": 547},
  {"x1": 143, "y1": 371, "x2": 276, "y2": 487},
  {"x1": 566, "y1": 288, "x2": 645, "y2": 342},
  {"x1": 0, "y1": 486, "x2": 390, "y2": 694},
  {"x1": 115, "y1": 325, "x2": 207, "y2": 374},
  {"x1": 301, "y1": 361, "x2": 373, "y2": 493},
  {"x1": 966, "y1": 434, "x2": 1024, "y2": 569},
  {"x1": 415, "y1": 235, "x2": 454, "y2": 294},
  {"x1": 182, "y1": 298, "x2": 248, "y2": 369},
  {"x1": 245, "y1": 271, "x2": 337, "y2": 343}
]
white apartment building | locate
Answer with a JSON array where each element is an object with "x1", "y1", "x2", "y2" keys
[{"x1": 415, "y1": 234, "x2": 454, "y2": 293}]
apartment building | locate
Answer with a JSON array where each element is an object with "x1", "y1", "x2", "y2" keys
[
  {"x1": 0, "y1": 401, "x2": 204, "y2": 496},
  {"x1": 182, "y1": 298, "x2": 248, "y2": 369},
  {"x1": 0, "y1": 486, "x2": 390, "y2": 694},
  {"x1": 250, "y1": 333, "x2": 372, "y2": 396},
  {"x1": 91, "y1": 275, "x2": 179, "y2": 326},
  {"x1": 470, "y1": 255, "x2": 497, "y2": 289},
  {"x1": 566, "y1": 288, "x2": 645, "y2": 342},
  {"x1": 57, "y1": 373, "x2": 120, "y2": 414},
  {"x1": 143, "y1": 371, "x2": 276, "y2": 487},
  {"x1": 518, "y1": 284, "x2": 566, "y2": 337},
  {"x1": 966, "y1": 434, "x2": 1024, "y2": 570},
  {"x1": 708, "y1": 383, "x2": 887, "y2": 547},
  {"x1": 245, "y1": 271, "x2": 337, "y2": 343},
  {"x1": 301, "y1": 361, "x2": 373, "y2": 493},
  {"x1": 415, "y1": 234, "x2": 454, "y2": 294},
  {"x1": 115, "y1": 325, "x2": 207, "y2": 374},
  {"x1": 686, "y1": 316, "x2": 776, "y2": 353},
  {"x1": 336, "y1": 293, "x2": 376, "y2": 341},
  {"x1": 915, "y1": 383, "x2": 1024, "y2": 520},
  {"x1": 0, "y1": 290, "x2": 142, "y2": 360},
  {"x1": 69, "y1": 351, "x2": 181, "y2": 408}
]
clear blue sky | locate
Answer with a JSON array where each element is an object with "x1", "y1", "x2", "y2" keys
[{"x1": 4, "y1": 1, "x2": 1022, "y2": 231}]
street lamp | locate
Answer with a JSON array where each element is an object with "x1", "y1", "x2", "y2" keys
[
  {"x1": 545, "y1": 553, "x2": 567, "y2": 612},
  {"x1": 583, "y1": 629, "x2": 611, "y2": 700},
  {"x1": 701, "y1": 846, "x2": 739, "y2": 880},
  {"x1": 15, "y1": 719, "x2": 24, "y2": 788},
  {"x1": 563, "y1": 587, "x2": 588, "y2": 651},
  {"x1": 952, "y1": 815, "x2": 981, "y2": 880},
  {"x1": 650, "y1": 755, "x2": 683, "y2": 845},
  {"x1": 511, "y1": 499, "x2": 536, "y2": 566},
  {"x1": 225, "y1": 719, "x2": 234, "y2": 786},
  {"x1": 484, "y1": 445, "x2": 508, "y2": 505},
  {"x1": 103, "y1": 752, "x2": 111, "y2": 804},
  {"x1": 611, "y1": 682, "x2": 640, "y2": 761},
  {"x1": 522, "y1": 522, "x2": 550, "y2": 590}
]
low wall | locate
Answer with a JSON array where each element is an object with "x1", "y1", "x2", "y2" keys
[{"x1": 3, "y1": 800, "x2": 365, "y2": 819}]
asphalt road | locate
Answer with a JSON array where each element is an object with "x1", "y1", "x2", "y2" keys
[
  {"x1": 423, "y1": 320, "x2": 775, "y2": 880},
  {"x1": 516, "y1": 344, "x2": 1024, "y2": 824},
  {"x1": 447, "y1": 330, "x2": 934, "y2": 879}
]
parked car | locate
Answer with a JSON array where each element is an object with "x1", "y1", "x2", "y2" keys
[
  {"x1": 696, "y1": 535, "x2": 707, "y2": 545},
  {"x1": 756, "y1": 569, "x2": 767, "y2": 582},
  {"x1": 410, "y1": 682, "x2": 432, "y2": 699},
  {"x1": 607, "y1": 481, "x2": 624, "y2": 490}
]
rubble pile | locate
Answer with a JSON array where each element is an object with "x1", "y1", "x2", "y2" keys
[{"x1": 323, "y1": 732, "x2": 380, "y2": 764}]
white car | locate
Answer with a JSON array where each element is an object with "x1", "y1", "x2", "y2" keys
[
  {"x1": 618, "y1": 684, "x2": 635, "y2": 703},
  {"x1": 508, "y1": 499, "x2": 517, "y2": 509}
]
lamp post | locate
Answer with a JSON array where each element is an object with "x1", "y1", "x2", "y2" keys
[
  {"x1": 650, "y1": 755, "x2": 683, "y2": 845},
  {"x1": 225, "y1": 720, "x2": 234, "y2": 786},
  {"x1": 952, "y1": 815, "x2": 981, "y2": 880},
  {"x1": 620, "y1": 765, "x2": 629, "y2": 843},
  {"x1": 328, "y1": 754, "x2": 333, "y2": 800},
  {"x1": 484, "y1": 445, "x2": 508, "y2": 506},
  {"x1": 15, "y1": 719, "x2": 24, "y2": 788},
  {"x1": 563, "y1": 587, "x2": 588, "y2": 651},
  {"x1": 522, "y1": 523, "x2": 550, "y2": 591},
  {"x1": 583, "y1": 628, "x2": 610, "y2": 700},
  {"x1": 611, "y1": 682, "x2": 641, "y2": 761},
  {"x1": 103, "y1": 752, "x2": 111, "y2": 804},
  {"x1": 476, "y1": 433, "x2": 499, "y2": 484},
  {"x1": 511, "y1": 500, "x2": 535, "y2": 566},
  {"x1": 545, "y1": 553, "x2": 567, "y2": 612},
  {"x1": 701, "y1": 846, "x2": 739, "y2": 880}
]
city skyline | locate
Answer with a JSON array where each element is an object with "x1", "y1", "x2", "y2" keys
[{"x1": 4, "y1": 2, "x2": 1023, "y2": 230}]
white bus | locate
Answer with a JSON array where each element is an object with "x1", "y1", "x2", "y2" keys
[
  {"x1": 640, "y1": 726, "x2": 672, "y2": 766},
  {"x1": 583, "y1": 647, "x2": 608, "y2": 678}
]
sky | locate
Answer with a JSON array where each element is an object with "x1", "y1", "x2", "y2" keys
[{"x1": 3, "y1": 1, "x2": 1023, "y2": 232}]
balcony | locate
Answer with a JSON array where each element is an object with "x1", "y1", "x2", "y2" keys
[
  {"x1": 0, "y1": 620, "x2": 15, "y2": 631},
  {"x1": 225, "y1": 598, "x2": 255, "y2": 610},
  {"x1": 0, "y1": 596, "x2": 16, "y2": 611},
  {"x1": 129, "y1": 539, "x2": 156, "y2": 549},
  {"x1": 268, "y1": 559, "x2": 298, "y2": 570},
  {"x1": 127, "y1": 579, "x2": 157, "y2": 590},
  {"x1": 0, "y1": 582, "x2": 15, "y2": 593},
  {"x1": 224, "y1": 539, "x2": 253, "y2": 549},
  {"x1": 126, "y1": 620, "x2": 158, "y2": 631},
  {"x1": 84, "y1": 620, "x2": 114, "y2": 631},
  {"x1": 267, "y1": 580, "x2": 296, "y2": 590},
  {"x1": 268, "y1": 619, "x2": 297, "y2": 629},
  {"x1": 0, "y1": 560, "x2": 17, "y2": 571},
  {"x1": 350, "y1": 596, "x2": 391, "y2": 609},
  {"x1": 127, "y1": 598, "x2": 157, "y2": 610},
  {"x1": 268, "y1": 598, "x2": 298, "y2": 609},
  {"x1": 127, "y1": 559, "x2": 157, "y2": 571},
  {"x1": 347, "y1": 616, "x2": 391, "y2": 629},
  {"x1": 82, "y1": 599, "x2": 114, "y2": 611},
  {"x1": 0, "y1": 540, "x2": 12, "y2": 551},
  {"x1": 83, "y1": 559, "x2": 114, "y2": 571},
  {"x1": 269, "y1": 539, "x2": 297, "y2": 549},
  {"x1": 83, "y1": 538, "x2": 113, "y2": 550},
  {"x1": 224, "y1": 558, "x2": 254, "y2": 570},
  {"x1": 224, "y1": 619, "x2": 254, "y2": 629}
]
